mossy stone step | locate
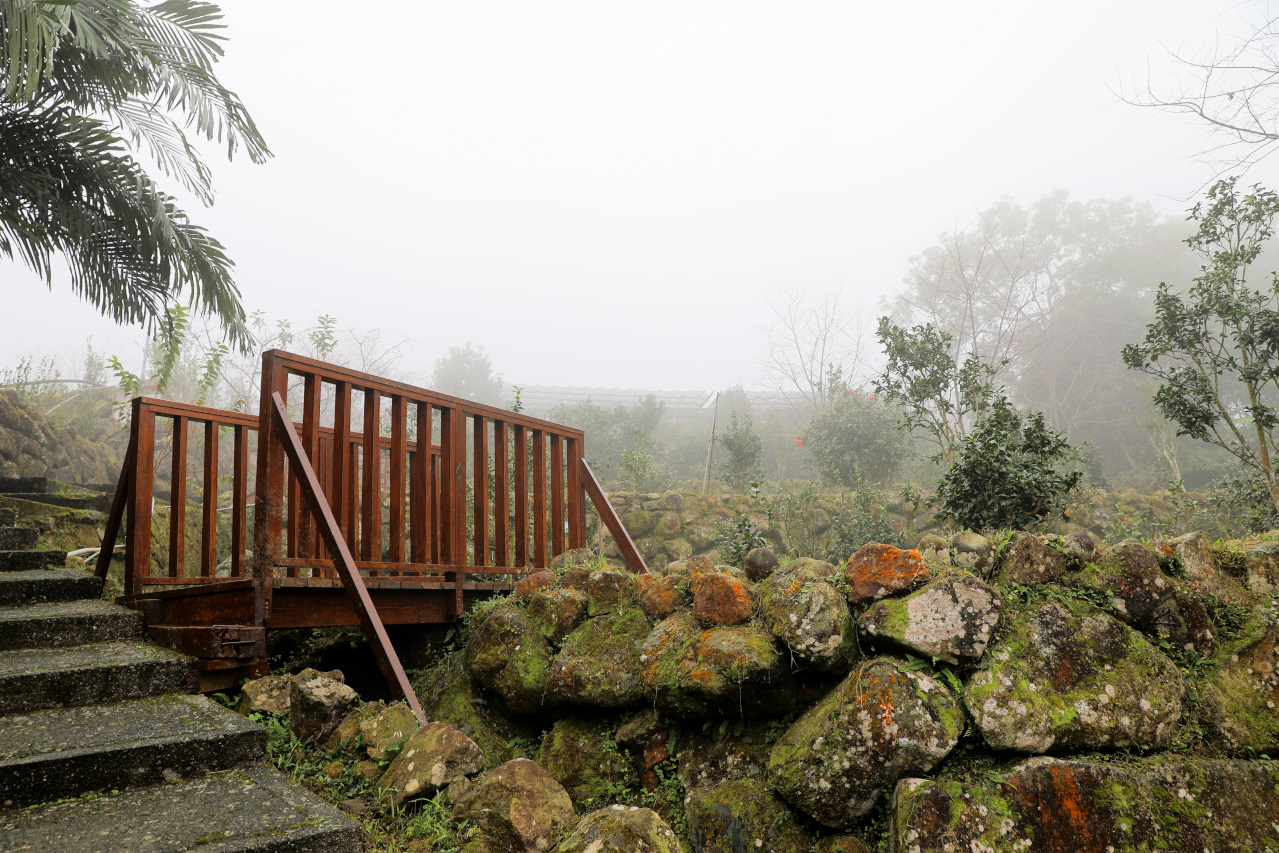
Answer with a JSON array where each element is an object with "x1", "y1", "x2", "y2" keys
[
  {"x1": 0, "y1": 568, "x2": 96, "y2": 604},
  {"x1": 0, "y1": 694, "x2": 265, "y2": 807},
  {"x1": 0, "y1": 764, "x2": 361, "y2": 852},
  {"x1": 0, "y1": 528, "x2": 37, "y2": 550},
  {"x1": 0, "y1": 600, "x2": 141, "y2": 650},
  {"x1": 0, "y1": 493, "x2": 111, "y2": 512},
  {"x1": 0, "y1": 640, "x2": 189, "y2": 715},
  {"x1": 0, "y1": 510, "x2": 16, "y2": 527},
  {"x1": 0, "y1": 549, "x2": 68, "y2": 571}
]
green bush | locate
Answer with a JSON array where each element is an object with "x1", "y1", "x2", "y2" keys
[
  {"x1": 803, "y1": 390, "x2": 913, "y2": 487},
  {"x1": 934, "y1": 397, "x2": 1082, "y2": 531}
]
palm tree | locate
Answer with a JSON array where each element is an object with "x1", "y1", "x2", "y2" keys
[{"x1": 1, "y1": 0, "x2": 270, "y2": 349}]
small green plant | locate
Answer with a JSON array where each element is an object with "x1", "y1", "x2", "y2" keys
[
  {"x1": 717, "y1": 407, "x2": 764, "y2": 492},
  {"x1": 714, "y1": 513, "x2": 769, "y2": 567},
  {"x1": 825, "y1": 489, "x2": 904, "y2": 563}
]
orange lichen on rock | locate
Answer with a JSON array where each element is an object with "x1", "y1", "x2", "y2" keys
[
  {"x1": 641, "y1": 575, "x2": 688, "y2": 618},
  {"x1": 692, "y1": 573, "x2": 756, "y2": 625},
  {"x1": 843, "y1": 543, "x2": 929, "y2": 604},
  {"x1": 515, "y1": 570, "x2": 555, "y2": 597}
]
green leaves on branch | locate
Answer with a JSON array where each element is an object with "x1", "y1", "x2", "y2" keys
[{"x1": 1122, "y1": 177, "x2": 1279, "y2": 514}]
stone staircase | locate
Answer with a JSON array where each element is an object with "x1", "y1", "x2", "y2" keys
[{"x1": 0, "y1": 508, "x2": 361, "y2": 851}]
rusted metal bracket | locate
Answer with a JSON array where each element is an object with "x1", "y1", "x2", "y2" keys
[{"x1": 268, "y1": 391, "x2": 426, "y2": 725}]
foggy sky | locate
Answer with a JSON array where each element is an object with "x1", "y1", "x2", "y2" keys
[{"x1": 7, "y1": 1, "x2": 1276, "y2": 392}]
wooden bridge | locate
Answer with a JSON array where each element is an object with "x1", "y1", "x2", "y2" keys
[{"x1": 95, "y1": 350, "x2": 647, "y2": 719}]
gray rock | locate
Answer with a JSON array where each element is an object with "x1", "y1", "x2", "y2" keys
[
  {"x1": 288, "y1": 670, "x2": 361, "y2": 745},
  {"x1": 949, "y1": 531, "x2": 992, "y2": 575},
  {"x1": 685, "y1": 780, "x2": 809, "y2": 853},
  {"x1": 994, "y1": 532, "x2": 1063, "y2": 585},
  {"x1": 378, "y1": 722, "x2": 486, "y2": 807},
  {"x1": 452, "y1": 758, "x2": 578, "y2": 853},
  {"x1": 858, "y1": 575, "x2": 1002, "y2": 664},
  {"x1": 758, "y1": 565, "x2": 857, "y2": 671},
  {"x1": 743, "y1": 547, "x2": 780, "y2": 582},
  {"x1": 555, "y1": 806, "x2": 681, "y2": 853},
  {"x1": 359, "y1": 702, "x2": 420, "y2": 761}
]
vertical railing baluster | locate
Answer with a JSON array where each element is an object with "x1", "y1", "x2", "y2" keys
[
  {"x1": 430, "y1": 449, "x2": 441, "y2": 564},
  {"x1": 331, "y1": 382, "x2": 351, "y2": 550},
  {"x1": 533, "y1": 429, "x2": 546, "y2": 568},
  {"x1": 126, "y1": 399, "x2": 154, "y2": 595},
  {"x1": 566, "y1": 436, "x2": 584, "y2": 550},
  {"x1": 361, "y1": 389, "x2": 381, "y2": 561},
  {"x1": 494, "y1": 421, "x2": 509, "y2": 569},
  {"x1": 410, "y1": 403, "x2": 432, "y2": 564},
  {"x1": 232, "y1": 424, "x2": 248, "y2": 577},
  {"x1": 389, "y1": 395, "x2": 407, "y2": 565},
  {"x1": 513, "y1": 425, "x2": 528, "y2": 568},
  {"x1": 201, "y1": 421, "x2": 218, "y2": 577},
  {"x1": 473, "y1": 415, "x2": 488, "y2": 567},
  {"x1": 441, "y1": 406, "x2": 467, "y2": 616},
  {"x1": 170, "y1": 415, "x2": 187, "y2": 578},
  {"x1": 299, "y1": 373, "x2": 321, "y2": 563},
  {"x1": 550, "y1": 433, "x2": 564, "y2": 558},
  {"x1": 345, "y1": 442, "x2": 359, "y2": 569}
]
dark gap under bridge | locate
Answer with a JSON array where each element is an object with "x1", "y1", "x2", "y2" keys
[{"x1": 96, "y1": 350, "x2": 647, "y2": 719}]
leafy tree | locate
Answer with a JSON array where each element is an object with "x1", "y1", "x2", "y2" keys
[
  {"x1": 803, "y1": 386, "x2": 912, "y2": 488},
  {"x1": 717, "y1": 407, "x2": 762, "y2": 491},
  {"x1": 872, "y1": 318, "x2": 1001, "y2": 466},
  {"x1": 1123, "y1": 178, "x2": 1279, "y2": 515},
  {"x1": 431, "y1": 343, "x2": 505, "y2": 405},
  {"x1": 1, "y1": 0, "x2": 270, "y2": 348},
  {"x1": 934, "y1": 396, "x2": 1082, "y2": 532}
]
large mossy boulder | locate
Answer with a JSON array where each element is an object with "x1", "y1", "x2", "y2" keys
[
  {"x1": 537, "y1": 717, "x2": 636, "y2": 809},
  {"x1": 640, "y1": 614, "x2": 796, "y2": 718},
  {"x1": 758, "y1": 564, "x2": 857, "y2": 672},
  {"x1": 413, "y1": 652, "x2": 542, "y2": 767},
  {"x1": 858, "y1": 575, "x2": 1001, "y2": 665},
  {"x1": 994, "y1": 532, "x2": 1063, "y2": 585},
  {"x1": 554, "y1": 806, "x2": 681, "y2": 853},
  {"x1": 965, "y1": 600, "x2": 1186, "y2": 752},
  {"x1": 546, "y1": 607, "x2": 650, "y2": 709},
  {"x1": 684, "y1": 780, "x2": 810, "y2": 853},
  {"x1": 465, "y1": 602, "x2": 557, "y2": 717},
  {"x1": 377, "y1": 722, "x2": 486, "y2": 808},
  {"x1": 1196, "y1": 609, "x2": 1279, "y2": 755},
  {"x1": 527, "y1": 587, "x2": 590, "y2": 644},
  {"x1": 767, "y1": 658, "x2": 963, "y2": 828},
  {"x1": 452, "y1": 758, "x2": 578, "y2": 853},
  {"x1": 890, "y1": 757, "x2": 1279, "y2": 852}
]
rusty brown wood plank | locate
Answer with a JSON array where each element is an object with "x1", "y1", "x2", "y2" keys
[
  {"x1": 331, "y1": 382, "x2": 351, "y2": 545},
  {"x1": 361, "y1": 388, "x2": 381, "y2": 561},
  {"x1": 201, "y1": 420, "x2": 218, "y2": 578},
  {"x1": 581, "y1": 459, "x2": 648, "y2": 574},
  {"x1": 345, "y1": 442, "x2": 359, "y2": 568},
  {"x1": 389, "y1": 395, "x2": 407, "y2": 564},
  {"x1": 443, "y1": 406, "x2": 467, "y2": 617},
  {"x1": 493, "y1": 420, "x2": 509, "y2": 567},
  {"x1": 550, "y1": 433, "x2": 564, "y2": 558},
  {"x1": 513, "y1": 424, "x2": 528, "y2": 568},
  {"x1": 430, "y1": 451, "x2": 441, "y2": 564},
  {"x1": 299, "y1": 373, "x2": 321, "y2": 561},
  {"x1": 268, "y1": 391, "x2": 424, "y2": 723},
  {"x1": 533, "y1": 429, "x2": 546, "y2": 568},
  {"x1": 566, "y1": 436, "x2": 583, "y2": 550},
  {"x1": 472, "y1": 415, "x2": 488, "y2": 567},
  {"x1": 252, "y1": 351, "x2": 289, "y2": 621},
  {"x1": 169, "y1": 415, "x2": 187, "y2": 579},
  {"x1": 410, "y1": 403, "x2": 431, "y2": 564},
  {"x1": 96, "y1": 430, "x2": 135, "y2": 580},
  {"x1": 232, "y1": 425, "x2": 248, "y2": 577}
]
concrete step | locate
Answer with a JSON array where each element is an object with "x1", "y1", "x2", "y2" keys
[
  {"x1": 0, "y1": 694, "x2": 265, "y2": 807},
  {"x1": 0, "y1": 493, "x2": 111, "y2": 511},
  {"x1": 0, "y1": 549, "x2": 67, "y2": 571},
  {"x1": 0, "y1": 600, "x2": 141, "y2": 650},
  {"x1": 0, "y1": 640, "x2": 189, "y2": 715},
  {"x1": 0, "y1": 764, "x2": 361, "y2": 852},
  {"x1": 0, "y1": 527, "x2": 37, "y2": 550},
  {"x1": 0, "y1": 509, "x2": 16, "y2": 527},
  {"x1": 0, "y1": 568, "x2": 97, "y2": 604}
]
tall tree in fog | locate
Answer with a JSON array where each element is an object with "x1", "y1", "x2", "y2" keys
[
  {"x1": 431, "y1": 343, "x2": 505, "y2": 406},
  {"x1": 0, "y1": 1, "x2": 270, "y2": 348}
]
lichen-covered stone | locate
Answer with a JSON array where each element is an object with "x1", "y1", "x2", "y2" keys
[
  {"x1": 949, "y1": 531, "x2": 992, "y2": 575},
  {"x1": 692, "y1": 572, "x2": 757, "y2": 626},
  {"x1": 859, "y1": 576, "x2": 1001, "y2": 664},
  {"x1": 767, "y1": 658, "x2": 961, "y2": 827},
  {"x1": 378, "y1": 722, "x2": 486, "y2": 807},
  {"x1": 844, "y1": 544, "x2": 930, "y2": 604},
  {"x1": 547, "y1": 608, "x2": 650, "y2": 709},
  {"x1": 675, "y1": 720, "x2": 771, "y2": 792},
  {"x1": 240, "y1": 674, "x2": 292, "y2": 716},
  {"x1": 890, "y1": 757, "x2": 1279, "y2": 853},
  {"x1": 452, "y1": 758, "x2": 578, "y2": 853},
  {"x1": 914, "y1": 534, "x2": 948, "y2": 564},
  {"x1": 415, "y1": 651, "x2": 543, "y2": 766},
  {"x1": 289, "y1": 670, "x2": 362, "y2": 745},
  {"x1": 640, "y1": 614, "x2": 796, "y2": 718},
  {"x1": 537, "y1": 717, "x2": 636, "y2": 808},
  {"x1": 965, "y1": 600, "x2": 1186, "y2": 752},
  {"x1": 758, "y1": 565, "x2": 857, "y2": 671},
  {"x1": 743, "y1": 547, "x2": 780, "y2": 582},
  {"x1": 586, "y1": 568, "x2": 638, "y2": 615},
  {"x1": 1072, "y1": 540, "x2": 1215, "y2": 657},
  {"x1": 465, "y1": 602, "x2": 557, "y2": 716},
  {"x1": 1060, "y1": 529, "x2": 1100, "y2": 566},
  {"x1": 554, "y1": 806, "x2": 681, "y2": 853},
  {"x1": 527, "y1": 587, "x2": 590, "y2": 644},
  {"x1": 1244, "y1": 542, "x2": 1279, "y2": 595},
  {"x1": 623, "y1": 511, "x2": 658, "y2": 538},
  {"x1": 1167, "y1": 531, "x2": 1252, "y2": 605},
  {"x1": 640, "y1": 575, "x2": 689, "y2": 619},
  {"x1": 1196, "y1": 610, "x2": 1279, "y2": 755},
  {"x1": 516, "y1": 571, "x2": 556, "y2": 597},
  {"x1": 360, "y1": 702, "x2": 420, "y2": 760},
  {"x1": 685, "y1": 780, "x2": 810, "y2": 853},
  {"x1": 995, "y1": 532, "x2": 1063, "y2": 585},
  {"x1": 321, "y1": 701, "x2": 380, "y2": 756}
]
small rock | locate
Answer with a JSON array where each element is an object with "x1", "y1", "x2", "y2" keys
[
  {"x1": 537, "y1": 718, "x2": 635, "y2": 808},
  {"x1": 360, "y1": 702, "x2": 420, "y2": 761},
  {"x1": 452, "y1": 758, "x2": 578, "y2": 853},
  {"x1": 993, "y1": 531, "x2": 1063, "y2": 585},
  {"x1": 844, "y1": 544, "x2": 930, "y2": 604},
  {"x1": 692, "y1": 572, "x2": 757, "y2": 625},
  {"x1": 322, "y1": 701, "x2": 380, "y2": 756},
  {"x1": 914, "y1": 534, "x2": 948, "y2": 564},
  {"x1": 615, "y1": 710, "x2": 670, "y2": 792},
  {"x1": 685, "y1": 780, "x2": 809, "y2": 853},
  {"x1": 516, "y1": 571, "x2": 557, "y2": 597},
  {"x1": 758, "y1": 564, "x2": 857, "y2": 671},
  {"x1": 289, "y1": 671, "x2": 362, "y2": 745},
  {"x1": 949, "y1": 531, "x2": 993, "y2": 575},
  {"x1": 858, "y1": 575, "x2": 1002, "y2": 664},
  {"x1": 640, "y1": 575, "x2": 689, "y2": 619},
  {"x1": 551, "y1": 548, "x2": 594, "y2": 569},
  {"x1": 354, "y1": 760, "x2": 382, "y2": 781},
  {"x1": 743, "y1": 547, "x2": 780, "y2": 582},
  {"x1": 1060, "y1": 529, "x2": 1101, "y2": 566},
  {"x1": 586, "y1": 568, "x2": 637, "y2": 615},
  {"x1": 240, "y1": 675, "x2": 292, "y2": 716},
  {"x1": 674, "y1": 720, "x2": 771, "y2": 792},
  {"x1": 379, "y1": 722, "x2": 486, "y2": 808},
  {"x1": 555, "y1": 806, "x2": 681, "y2": 853}
]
